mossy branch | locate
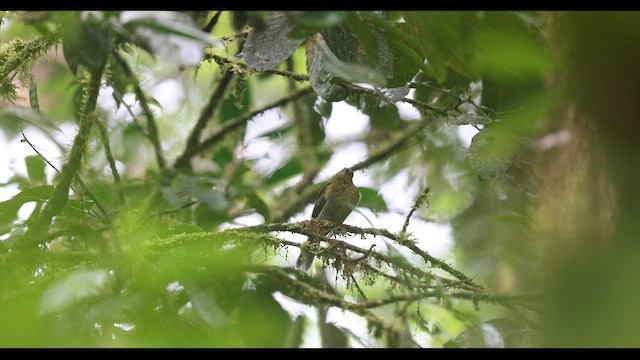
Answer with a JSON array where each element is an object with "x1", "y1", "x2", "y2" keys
[{"x1": 28, "y1": 68, "x2": 104, "y2": 241}]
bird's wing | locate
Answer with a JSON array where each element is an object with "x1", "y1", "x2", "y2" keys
[{"x1": 311, "y1": 181, "x2": 330, "y2": 219}]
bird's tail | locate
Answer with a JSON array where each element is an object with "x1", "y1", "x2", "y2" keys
[
  {"x1": 296, "y1": 246, "x2": 315, "y2": 272},
  {"x1": 296, "y1": 231, "x2": 334, "y2": 272}
]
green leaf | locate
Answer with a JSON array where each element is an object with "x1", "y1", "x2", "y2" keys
[
  {"x1": 192, "y1": 188, "x2": 228, "y2": 214},
  {"x1": 466, "y1": 128, "x2": 516, "y2": 180},
  {"x1": 302, "y1": 95, "x2": 325, "y2": 146},
  {"x1": 428, "y1": 188, "x2": 473, "y2": 222},
  {"x1": 448, "y1": 114, "x2": 493, "y2": 126},
  {"x1": 59, "y1": 11, "x2": 112, "y2": 74},
  {"x1": 38, "y1": 268, "x2": 109, "y2": 315},
  {"x1": 259, "y1": 123, "x2": 294, "y2": 139},
  {"x1": 476, "y1": 12, "x2": 549, "y2": 81},
  {"x1": 119, "y1": 11, "x2": 215, "y2": 66},
  {"x1": 266, "y1": 157, "x2": 304, "y2": 186},
  {"x1": 365, "y1": 17, "x2": 430, "y2": 85},
  {"x1": 105, "y1": 55, "x2": 131, "y2": 109},
  {"x1": 266, "y1": 151, "x2": 332, "y2": 186},
  {"x1": 403, "y1": 12, "x2": 479, "y2": 82},
  {"x1": 244, "y1": 191, "x2": 270, "y2": 222},
  {"x1": 493, "y1": 214, "x2": 530, "y2": 225},
  {"x1": 364, "y1": 99, "x2": 402, "y2": 130},
  {"x1": 184, "y1": 284, "x2": 227, "y2": 329},
  {"x1": 323, "y1": 13, "x2": 408, "y2": 88},
  {"x1": 240, "y1": 12, "x2": 304, "y2": 71},
  {"x1": 121, "y1": 11, "x2": 217, "y2": 44},
  {"x1": 25, "y1": 155, "x2": 46, "y2": 184},
  {"x1": 358, "y1": 187, "x2": 387, "y2": 211},
  {"x1": 12, "y1": 185, "x2": 54, "y2": 202},
  {"x1": 305, "y1": 34, "x2": 348, "y2": 102},
  {"x1": 28, "y1": 77, "x2": 40, "y2": 111},
  {"x1": 0, "y1": 106, "x2": 61, "y2": 132},
  {"x1": 287, "y1": 11, "x2": 348, "y2": 39},
  {"x1": 220, "y1": 77, "x2": 251, "y2": 123},
  {"x1": 0, "y1": 198, "x2": 22, "y2": 227},
  {"x1": 306, "y1": 33, "x2": 386, "y2": 101}
]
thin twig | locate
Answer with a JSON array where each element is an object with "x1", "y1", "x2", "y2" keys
[
  {"x1": 95, "y1": 115, "x2": 125, "y2": 205},
  {"x1": 351, "y1": 117, "x2": 433, "y2": 172},
  {"x1": 182, "y1": 86, "x2": 314, "y2": 164},
  {"x1": 208, "y1": 53, "x2": 309, "y2": 82},
  {"x1": 175, "y1": 70, "x2": 234, "y2": 169},
  {"x1": 350, "y1": 274, "x2": 368, "y2": 301},
  {"x1": 112, "y1": 50, "x2": 167, "y2": 175},
  {"x1": 401, "y1": 187, "x2": 430, "y2": 233},
  {"x1": 21, "y1": 127, "x2": 110, "y2": 220},
  {"x1": 151, "y1": 200, "x2": 198, "y2": 218},
  {"x1": 111, "y1": 88, "x2": 147, "y2": 135},
  {"x1": 202, "y1": 10, "x2": 222, "y2": 33}
]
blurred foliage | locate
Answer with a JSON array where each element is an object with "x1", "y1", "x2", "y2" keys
[{"x1": 1, "y1": 10, "x2": 629, "y2": 348}]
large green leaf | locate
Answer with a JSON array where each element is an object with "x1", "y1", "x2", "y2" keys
[
  {"x1": 358, "y1": 187, "x2": 388, "y2": 212},
  {"x1": 404, "y1": 12, "x2": 479, "y2": 82},
  {"x1": 306, "y1": 33, "x2": 386, "y2": 102},
  {"x1": 118, "y1": 11, "x2": 216, "y2": 66},
  {"x1": 0, "y1": 106, "x2": 61, "y2": 132},
  {"x1": 59, "y1": 11, "x2": 112, "y2": 74},
  {"x1": 240, "y1": 12, "x2": 304, "y2": 71},
  {"x1": 287, "y1": 11, "x2": 347, "y2": 39},
  {"x1": 25, "y1": 155, "x2": 46, "y2": 184}
]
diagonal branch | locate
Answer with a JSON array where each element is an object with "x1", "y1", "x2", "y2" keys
[
  {"x1": 402, "y1": 187, "x2": 430, "y2": 233},
  {"x1": 20, "y1": 127, "x2": 109, "y2": 220},
  {"x1": 27, "y1": 68, "x2": 104, "y2": 241},
  {"x1": 174, "y1": 70, "x2": 234, "y2": 170},
  {"x1": 95, "y1": 115, "x2": 125, "y2": 205},
  {"x1": 248, "y1": 265, "x2": 404, "y2": 341},
  {"x1": 272, "y1": 117, "x2": 433, "y2": 223},
  {"x1": 112, "y1": 50, "x2": 167, "y2": 175},
  {"x1": 174, "y1": 86, "x2": 314, "y2": 169}
]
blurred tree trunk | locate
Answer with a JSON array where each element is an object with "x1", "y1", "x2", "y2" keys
[{"x1": 534, "y1": 11, "x2": 640, "y2": 347}]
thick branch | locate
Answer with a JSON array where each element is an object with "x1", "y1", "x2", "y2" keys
[
  {"x1": 248, "y1": 265, "x2": 403, "y2": 340},
  {"x1": 234, "y1": 221, "x2": 480, "y2": 289},
  {"x1": 28, "y1": 69, "x2": 104, "y2": 240}
]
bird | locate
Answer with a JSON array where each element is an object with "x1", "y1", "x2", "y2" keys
[{"x1": 296, "y1": 167, "x2": 361, "y2": 271}]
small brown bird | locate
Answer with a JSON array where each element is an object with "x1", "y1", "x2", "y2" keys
[{"x1": 296, "y1": 167, "x2": 361, "y2": 271}]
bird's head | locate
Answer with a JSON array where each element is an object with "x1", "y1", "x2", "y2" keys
[{"x1": 338, "y1": 167, "x2": 355, "y2": 180}]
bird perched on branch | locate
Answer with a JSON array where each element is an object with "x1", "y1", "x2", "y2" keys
[{"x1": 296, "y1": 167, "x2": 361, "y2": 271}]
